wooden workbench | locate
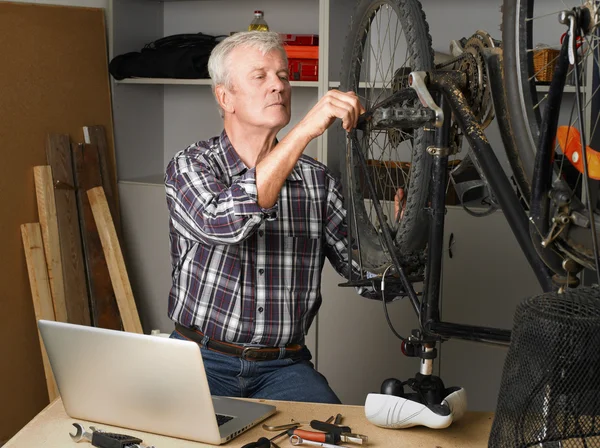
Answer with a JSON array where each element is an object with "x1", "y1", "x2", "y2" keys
[{"x1": 4, "y1": 398, "x2": 494, "y2": 447}]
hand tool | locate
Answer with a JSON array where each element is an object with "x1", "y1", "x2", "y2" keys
[
  {"x1": 288, "y1": 428, "x2": 367, "y2": 445},
  {"x1": 289, "y1": 434, "x2": 340, "y2": 448},
  {"x1": 262, "y1": 422, "x2": 300, "y2": 431},
  {"x1": 334, "y1": 414, "x2": 343, "y2": 425},
  {"x1": 70, "y1": 423, "x2": 155, "y2": 448},
  {"x1": 241, "y1": 428, "x2": 289, "y2": 448},
  {"x1": 291, "y1": 416, "x2": 334, "y2": 426},
  {"x1": 308, "y1": 421, "x2": 368, "y2": 444},
  {"x1": 288, "y1": 428, "x2": 338, "y2": 444},
  {"x1": 310, "y1": 420, "x2": 352, "y2": 434}
]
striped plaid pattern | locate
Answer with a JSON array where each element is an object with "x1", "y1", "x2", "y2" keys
[{"x1": 164, "y1": 131, "x2": 364, "y2": 347}]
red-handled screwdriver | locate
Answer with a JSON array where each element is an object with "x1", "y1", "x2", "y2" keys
[{"x1": 288, "y1": 428, "x2": 339, "y2": 445}]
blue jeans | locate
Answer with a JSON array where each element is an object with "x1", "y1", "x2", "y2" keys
[{"x1": 170, "y1": 330, "x2": 341, "y2": 404}]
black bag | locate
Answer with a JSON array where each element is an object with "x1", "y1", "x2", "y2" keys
[{"x1": 109, "y1": 33, "x2": 224, "y2": 80}]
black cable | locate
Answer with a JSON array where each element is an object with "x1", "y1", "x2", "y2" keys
[{"x1": 381, "y1": 265, "x2": 406, "y2": 342}]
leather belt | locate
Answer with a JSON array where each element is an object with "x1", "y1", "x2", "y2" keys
[{"x1": 174, "y1": 323, "x2": 304, "y2": 362}]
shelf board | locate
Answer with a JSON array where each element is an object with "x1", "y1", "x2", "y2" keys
[
  {"x1": 536, "y1": 84, "x2": 577, "y2": 93},
  {"x1": 116, "y1": 78, "x2": 318, "y2": 87}
]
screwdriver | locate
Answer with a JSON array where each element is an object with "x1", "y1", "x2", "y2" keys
[
  {"x1": 288, "y1": 428, "x2": 338, "y2": 444},
  {"x1": 308, "y1": 421, "x2": 368, "y2": 444},
  {"x1": 241, "y1": 428, "x2": 289, "y2": 448},
  {"x1": 288, "y1": 428, "x2": 367, "y2": 445}
]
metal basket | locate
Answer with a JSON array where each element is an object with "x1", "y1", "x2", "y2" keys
[{"x1": 489, "y1": 286, "x2": 600, "y2": 447}]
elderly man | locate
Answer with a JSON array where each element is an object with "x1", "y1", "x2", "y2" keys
[{"x1": 164, "y1": 31, "x2": 400, "y2": 404}]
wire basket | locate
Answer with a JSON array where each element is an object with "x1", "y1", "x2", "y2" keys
[
  {"x1": 533, "y1": 48, "x2": 560, "y2": 83},
  {"x1": 489, "y1": 286, "x2": 600, "y2": 447}
]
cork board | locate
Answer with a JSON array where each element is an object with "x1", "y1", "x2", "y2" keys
[{"x1": 0, "y1": 2, "x2": 115, "y2": 441}]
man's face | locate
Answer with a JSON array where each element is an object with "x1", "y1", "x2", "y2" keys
[{"x1": 223, "y1": 46, "x2": 292, "y2": 131}]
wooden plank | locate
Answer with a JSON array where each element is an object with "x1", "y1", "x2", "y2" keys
[
  {"x1": 83, "y1": 125, "x2": 121, "y2": 238},
  {"x1": 72, "y1": 143, "x2": 122, "y2": 331},
  {"x1": 20, "y1": 223, "x2": 59, "y2": 402},
  {"x1": 45, "y1": 134, "x2": 90, "y2": 326},
  {"x1": 33, "y1": 166, "x2": 68, "y2": 323},
  {"x1": 88, "y1": 186, "x2": 143, "y2": 334}
]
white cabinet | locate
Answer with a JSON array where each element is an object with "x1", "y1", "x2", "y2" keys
[
  {"x1": 118, "y1": 181, "x2": 173, "y2": 334},
  {"x1": 316, "y1": 263, "x2": 426, "y2": 405},
  {"x1": 438, "y1": 206, "x2": 543, "y2": 411}
]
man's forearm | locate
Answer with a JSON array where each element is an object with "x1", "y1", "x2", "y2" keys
[{"x1": 255, "y1": 126, "x2": 312, "y2": 208}]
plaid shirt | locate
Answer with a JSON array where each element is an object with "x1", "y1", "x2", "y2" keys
[{"x1": 164, "y1": 131, "x2": 370, "y2": 347}]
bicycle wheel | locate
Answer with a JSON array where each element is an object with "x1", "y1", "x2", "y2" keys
[
  {"x1": 339, "y1": 0, "x2": 434, "y2": 273},
  {"x1": 503, "y1": 0, "x2": 600, "y2": 270}
]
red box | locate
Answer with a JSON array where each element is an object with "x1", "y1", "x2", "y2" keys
[
  {"x1": 279, "y1": 34, "x2": 319, "y2": 46},
  {"x1": 284, "y1": 45, "x2": 318, "y2": 60},
  {"x1": 289, "y1": 58, "x2": 318, "y2": 81}
]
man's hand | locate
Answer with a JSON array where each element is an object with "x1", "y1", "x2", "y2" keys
[
  {"x1": 295, "y1": 90, "x2": 365, "y2": 141},
  {"x1": 394, "y1": 188, "x2": 406, "y2": 222}
]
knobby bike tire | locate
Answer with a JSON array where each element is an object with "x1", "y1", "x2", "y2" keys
[{"x1": 339, "y1": 0, "x2": 434, "y2": 272}]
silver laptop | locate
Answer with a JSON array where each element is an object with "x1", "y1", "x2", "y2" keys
[{"x1": 38, "y1": 320, "x2": 276, "y2": 444}]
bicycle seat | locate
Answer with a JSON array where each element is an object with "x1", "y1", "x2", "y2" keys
[{"x1": 364, "y1": 387, "x2": 467, "y2": 429}]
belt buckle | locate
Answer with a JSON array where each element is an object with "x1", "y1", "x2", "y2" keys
[{"x1": 241, "y1": 346, "x2": 256, "y2": 361}]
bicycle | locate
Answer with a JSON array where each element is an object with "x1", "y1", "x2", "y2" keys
[{"x1": 337, "y1": 0, "x2": 600, "y2": 429}]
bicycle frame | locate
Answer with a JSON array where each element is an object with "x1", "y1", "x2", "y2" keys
[
  {"x1": 419, "y1": 55, "x2": 556, "y2": 345},
  {"x1": 346, "y1": 48, "x2": 558, "y2": 347}
]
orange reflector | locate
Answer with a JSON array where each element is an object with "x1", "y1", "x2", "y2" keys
[{"x1": 556, "y1": 126, "x2": 600, "y2": 180}]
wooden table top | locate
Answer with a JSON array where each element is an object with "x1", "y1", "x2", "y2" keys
[{"x1": 5, "y1": 398, "x2": 494, "y2": 447}]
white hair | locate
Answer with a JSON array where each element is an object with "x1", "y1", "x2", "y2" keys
[{"x1": 208, "y1": 31, "x2": 288, "y2": 117}]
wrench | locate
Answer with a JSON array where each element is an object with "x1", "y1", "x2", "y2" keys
[
  {"x1": 70, "y1": 423, "x2": 96, "y2": 443},
  {"x1": 289, "y1": 434, "x2": 343, "y2": 448}
]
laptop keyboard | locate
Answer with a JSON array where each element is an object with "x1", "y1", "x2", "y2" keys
[{"x1": 216, "y1": 414, "x2": 235, "y2": 426}]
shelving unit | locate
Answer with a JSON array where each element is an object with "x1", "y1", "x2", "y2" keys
[{"x1": 537, "y1": 84, "x2": 577, "y2": 93}]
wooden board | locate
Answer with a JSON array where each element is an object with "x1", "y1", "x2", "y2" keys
[
  {"x1": 73, "y1": 143, "x2": 123, "y2": 332},
  {"x1": 88, "y1": 187, "x2": 143, "y2": 334},
  {"x1": 33, "y1": 166, "x2": 68, "y2": 324},
  {"x1": 46, "y1": 134, "x2": 90, "y2": 326},
  {"x1": 20, "y1": 223, "x2": 60, "y2": 402},
  {"x1": 83, "y1": 125, "x2": 121, "y2": 238},
  {"x1": 0, "y1": 2, "x2": 115, "y2": 441}
]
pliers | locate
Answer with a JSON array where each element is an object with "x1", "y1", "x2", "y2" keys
[{"x1": 70, "y1": 423, "x2": 155, "y2": 448}]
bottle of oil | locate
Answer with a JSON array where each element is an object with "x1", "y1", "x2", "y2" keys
[{"x1": 248, "y1": 10, "x2": 269, "y2": 32}]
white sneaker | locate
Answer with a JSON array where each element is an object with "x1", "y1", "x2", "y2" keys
[{"x1": 364, "y1": 387, "x2": 467, "y2": 429}]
